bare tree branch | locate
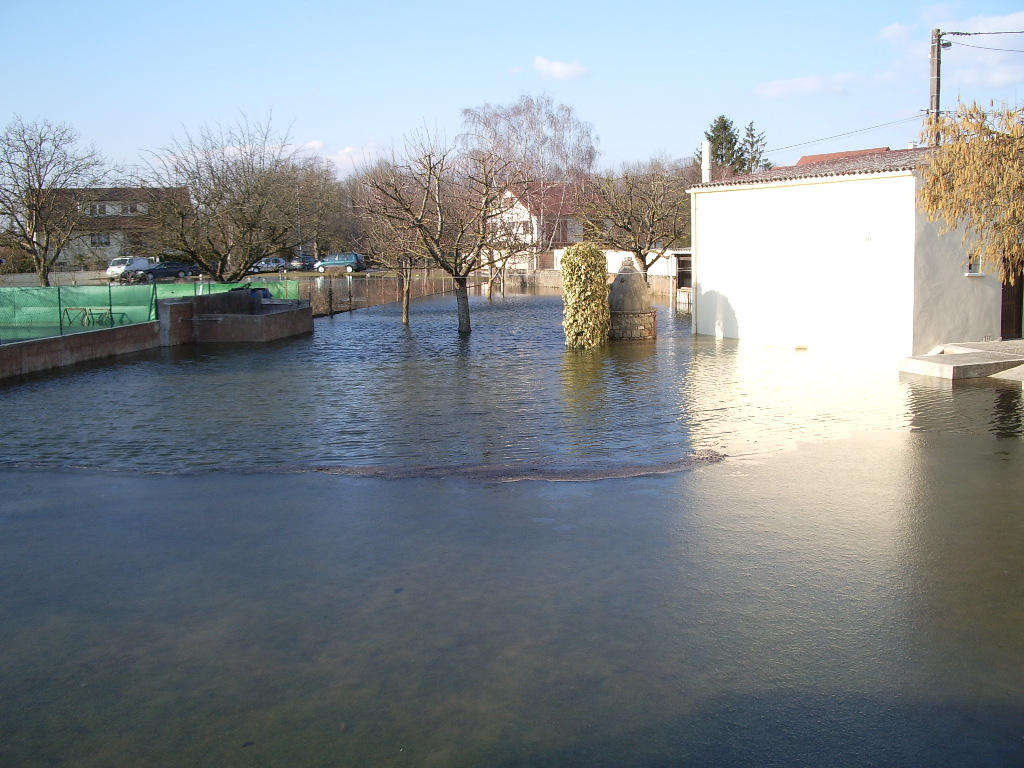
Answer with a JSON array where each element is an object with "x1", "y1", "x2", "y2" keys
[{"x1": 0, "y1": 117, "x2": 111, "y2": 285}]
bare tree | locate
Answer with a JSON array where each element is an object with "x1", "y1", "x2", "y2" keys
[
  {"x1": 461, "y1": 93, "x2": 598, "y2": 253},
  {"x1": 294, "y1": 155, "x2": 349, "y2": 259},
  {"x1": 361, "y1": 132, "x2": 527, "y2": 334},
  {"x1": 143, "y1": 115, "x2": 309, "y2": 281},
  {"x1": 0, "y1": 117, "x2": 111, "y2": 285},
  {"x1": 354, "y1": 166, "x2": 429, "y2": 324},
  {"x1": 577, "y1": 157, "x2": 698, "y2": 282}
]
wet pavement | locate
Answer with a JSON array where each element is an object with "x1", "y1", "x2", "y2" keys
[{"x1": 1, "y1": 292, "x2": 1022, "y2": 767}]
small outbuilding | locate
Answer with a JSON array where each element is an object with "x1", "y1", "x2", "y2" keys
[{"x1": 688, "y1": 147, "x2": 1011, "y2": 359}]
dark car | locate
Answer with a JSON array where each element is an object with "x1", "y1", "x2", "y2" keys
[
  {"x1": 314, "y1": 253, "x2": 367, "y2": 273},
  {"x1": 248, "y1": 256, "x2": 288, "y2": 274},
  {"x1": 288, "y1": 255, "x2": 317, "y2": 271},
  {"x1": 130, "y1": 261, "x2": 202, "y2": 282}
]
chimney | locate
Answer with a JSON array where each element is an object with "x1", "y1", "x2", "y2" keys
[{"x1": 701, "y1": 140, "x2": 712, "y2": 183}]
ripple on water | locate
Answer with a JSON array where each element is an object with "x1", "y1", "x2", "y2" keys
[{"x1": 1, "y1": 291, "x2": 1022, "y2": 475}]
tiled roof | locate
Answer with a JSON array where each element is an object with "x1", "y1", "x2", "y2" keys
[
  {"x1": 515, "y1": 183, "x2": 579, "y2": 217},
  {"x1": 693, "y1": 147, "x2": 932, "y2": 189},
  {"x1": 795, "y1": 147, "x2": 891, "y2": 165}
]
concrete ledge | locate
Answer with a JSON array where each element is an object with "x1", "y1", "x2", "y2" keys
[
  {"x1": 2, "y1": 297, "x2": 313, "y2": 380},
  {"x1": 900, "y1": 351, "x2": 1024, "y2": 380},
  {"x1": 193, "y1": 303, "x2": 312, "y2": 343},
  {"x1": 0, "y1": 322, "x2": 160, "y2": 379}
]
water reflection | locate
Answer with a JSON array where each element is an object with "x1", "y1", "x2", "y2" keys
[
  {"x1": 2, "y1": 292, "x2": 1024, "y2": 766},
  {"x1": 2, "y1": 292, "x2": 1024, "y2": 474}
]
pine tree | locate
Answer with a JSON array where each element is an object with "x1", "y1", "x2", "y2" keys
[
  {"x1": 739, "y1": 121, "x2": 771, "y2": 174},
  {"x1": 704, "y1": 115, "x2": 741, "y2": 172}
]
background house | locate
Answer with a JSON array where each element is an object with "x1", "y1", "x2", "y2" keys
[
  {"x1": 499, "y1": 185, "x2": 583, "y2": 270},
  {"x1": 688, "y1": 147, "x2": 1007, "y2": 359},
  {"x1": 58, "y1": 187, "x2": 182, "y2": 268}
]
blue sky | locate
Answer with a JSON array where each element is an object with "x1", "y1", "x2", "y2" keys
[{"x1": 2, "y1": 1, "x2": 1022, "y2": 174}]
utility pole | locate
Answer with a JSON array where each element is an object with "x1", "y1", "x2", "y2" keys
[
  {"x1": 928, "y1": 28, "x2": 954, "y2": 145},
  {"x1": 929, "y1": 28, "x2": 949, "y2": 121}
]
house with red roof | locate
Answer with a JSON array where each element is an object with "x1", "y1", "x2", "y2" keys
[{"x1": 688, "y1": 147, "x2": 1010, "y2": 359}]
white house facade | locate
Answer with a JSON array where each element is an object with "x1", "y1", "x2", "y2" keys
[{"x1": 689, "y1": 148, "x2": 1005, "y2": 359}]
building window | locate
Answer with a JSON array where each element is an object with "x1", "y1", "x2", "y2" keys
[
  {"x1": 90, "y1": 233, "x2": 111, "y2": 247},
  {"x1": 520, "y1": 221, "x2": 533, "y2": 236},
  {"x1": 502, "y1": 197, "x2": 515, "y2": 209},
  {"x1": 121, "y1": 202, "x2": 139, "y2": 215},
  {"x1": 677, "y1": 256, "x2": 692, "y2": 289},
  {"x1": 88, "y1": 203, "x2": 107, "y2": 216},
  {"x1": 966, "y1": 255, "x2": 982, "y2": 275}
]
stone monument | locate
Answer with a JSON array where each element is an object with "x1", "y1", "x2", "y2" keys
[{"x1": 608, "y1": 257, "x2": 657, "y2": 340}]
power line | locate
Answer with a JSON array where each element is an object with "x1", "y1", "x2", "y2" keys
[
  {"x1": 949, "y1": 41, "x2": 1024, "y2": 53},
  {"x1": 945, "y1": 30, "x2": 1024, "y2": 36},
  {"x1": 765, "y1": 116, "x2": 923, "y2": 154}
]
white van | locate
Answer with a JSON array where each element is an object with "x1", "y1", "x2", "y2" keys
[{"x1": 106, "y1": 257, "x2": 151, "y2": 280}]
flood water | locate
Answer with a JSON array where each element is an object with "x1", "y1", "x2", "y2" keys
[{"x1": 1, "y1": 291, "x2": 1022, "y2": 766}]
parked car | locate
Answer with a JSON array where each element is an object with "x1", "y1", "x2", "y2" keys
[
  {"x1": 315, "y1": 253, "x2": 367, "y2": 273},
  {"x1": 249, "y1": 257, "x2": 288, "y2": 273},
  {"x1": 287, "y1": 255, "x2": 317, "y2": 271},
  {"x1": 106, "y1": 256, "x2": 152, "y2": 280},
  {"x1": 129, "y1": 261, "x2": 202, "y2": 282}
]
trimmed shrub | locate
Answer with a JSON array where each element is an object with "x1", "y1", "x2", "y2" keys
[{"x1": 562, "y1": 242, "x2": 610, "y2": 348}]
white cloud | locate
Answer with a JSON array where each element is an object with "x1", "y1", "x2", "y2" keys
[
  {"x1": 533, "y1": 56, "x2": 589, "y2": 80},
  {"x1": 756, "y1": 73, "x2": 862, "y2": 99},
  {"x1": 878, "y1": 22, "x2": 913, "y2": 44},
  {"x1": 941, "y1": 11, "x2": 1024, "y2": 90},
  {"x1": 297, "y1": 141, "x2": 385, "y2": 176}
]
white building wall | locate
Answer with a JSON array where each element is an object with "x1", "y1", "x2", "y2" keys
[
  {"x1": 553, "y1": 248, "x2": 683, "y2": 277},
  {"x1": 692, "y1": 172, "x2": 920, "y2": 358},
  {"x1": 911, "y1": 193, "x2": 1002, "y2": 354}
]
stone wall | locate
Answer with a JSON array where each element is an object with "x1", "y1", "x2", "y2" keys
[{"x1": 609, "y1": 310, "x2": 658, "y2": 341}]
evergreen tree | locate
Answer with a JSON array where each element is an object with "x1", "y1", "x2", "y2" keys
[
  {"x1": 739, "y1": 121, "x2": 772, "y2": 174},
  {"x1": 562, "y1": 241, "x2": 610, "y2": 348},
  {"x1": 697, "y1": 116, "x2": 773, "y2": 176},
  {"x1": 704, "y1": 115, "x2": 741, "y2": 172}
]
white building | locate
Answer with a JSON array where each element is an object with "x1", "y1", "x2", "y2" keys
[{"x1": 688, "y1": 147, "x2": 1009, "y2": 359}]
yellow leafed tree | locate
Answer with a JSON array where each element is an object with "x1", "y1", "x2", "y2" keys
[{"x1": 918, "y1": 102, "x2": 1024, "y2": 283}]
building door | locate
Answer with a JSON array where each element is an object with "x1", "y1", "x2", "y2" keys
[{"x1": 1001, "y1": 276, "x2": 1024, "y2": 340}]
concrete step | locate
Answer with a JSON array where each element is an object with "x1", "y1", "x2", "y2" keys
[{"x1": 900, "y1": 346, "x2": 1024, "y2": 380}]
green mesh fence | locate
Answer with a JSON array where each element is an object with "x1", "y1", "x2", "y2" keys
[
  {"x1": 0, "y1": 280, "x2": 299, "y2": 344},
  {"x1": 154, "y1": 280, "x2": 300, "y2": 300},
  {"x1": 0, "y1": 285, "x2": 157, "y2": 344}
]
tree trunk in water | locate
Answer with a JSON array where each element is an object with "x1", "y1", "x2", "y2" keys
[
  {"x1": 454, "y1": 276, "x2": 471, "y2": 335},
  {"x1": 402, "y1": 273, "x2": 411, "y2": 324},
  {"x1": 486, "y1": 268, "x2": 502, "y2": 300}
]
